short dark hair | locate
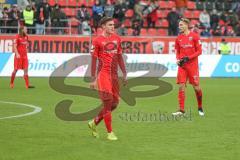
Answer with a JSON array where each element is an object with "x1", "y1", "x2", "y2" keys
[
  {"x1": 180, "y1": 18, "x2": 190, "y2": 25},
  {"x1": 99, "y1": 17, "x2": 114, "y2": 26}
]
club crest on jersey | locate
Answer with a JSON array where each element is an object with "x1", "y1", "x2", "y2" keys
[{"x1": 189, "y1": 37, "x2": 193, "y2": 41}]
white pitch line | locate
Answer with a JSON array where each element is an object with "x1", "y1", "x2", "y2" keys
[{"x1": 0, "y1": 100, "x2": 42, "y2": 120}]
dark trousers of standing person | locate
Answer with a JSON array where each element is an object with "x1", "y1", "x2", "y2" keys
[
  {"x1": 147, "y1": 17, "x2": 156, "y2": 28},
  {"x1": 25, "y1": 23, "x2": 35, "y2": 34},
  {"x1": 168, "y1": 26, "x2": 178, "y2": 36}
]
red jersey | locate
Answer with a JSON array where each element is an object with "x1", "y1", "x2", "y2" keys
[
  {"x1": 92, "y1": 33, "x2": 122, "y2": 76},
  {"x1": 14, "y1": 34, "x2": 28, "y2": 58},
  {"x1": 175, "y1": 31, "x2": 202, "y2": 64}
]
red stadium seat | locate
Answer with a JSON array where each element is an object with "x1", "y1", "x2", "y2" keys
[
  {"x1": 192, "y1": 10, "x2": 201, "y2": 19},
  {"x1": 148, "y1": 28, "x2": 157, "y2": 36},
  {"x1": 155, "y1": 20, "x2": 161, "y2": 27},
  {"x1": 166, "y1": 1, "x2": 176, "y2": 9},
  {"x1": 161, "y1": 19, "x2": 169, "y2": 27},
  {"x1": 48, "y1": 0, "x2": 55, "y2": 6},
  {"x1": 157, "y1": 29, "x2": 167, "y2": 36},
  {"x1": 141, "y1": 28, "x2": 148, "y2": 36},
  {"x1": 191, "y1": 20, "x2": 199, "y2": 26},
  {"x1": 157, "y1": 10, "x2": 167, "y2": 18},
  {"x1": 125, "y1": 9, "x2": 134, "y2": 18},
  {"x1": 68, "y1": 0, "x2": 77, "y2": 7},
  {"x1": 157, "y1": 10, "x2": 163, "y2": 18},
  {"x1": 85, "y1": 0, "x2": 95, "y2": 7},
  {"x1": 187, "y1": 1, "x2": 196, "y2": 10},
  {"x1": 159, "y1": 1, "x2": 167, "y2": 9},
  {"x1": 165, "y1": 10, "x2": 170, "y2": 17},
  {"x1": 58, "y1": 0, "x2": 67, "y2": 6},
  {"x1": 64, "y1": 8, "x2": 76, "y2": 17},
  {"x1": 184, "y1": 10, "x2": 192, "y2": 19}
]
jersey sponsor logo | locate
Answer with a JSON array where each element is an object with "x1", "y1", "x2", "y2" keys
[
  {"x1": 20, "y1": 41, "x2": 28, "y2": 45},
  {"x1": 181, "y1": 44, "x2": 193, "y2": 48},
  {"x1": 103, "y1": 41, "x2": 118, "y2": 54}
]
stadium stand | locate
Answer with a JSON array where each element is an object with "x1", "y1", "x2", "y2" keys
[{"x1": 0, "y1": 0, "x2": 240, "y2": 36}]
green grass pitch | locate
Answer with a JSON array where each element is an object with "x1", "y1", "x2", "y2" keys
[{"x1": 0, "y1": 77, "x2": 239, "y2": 160}]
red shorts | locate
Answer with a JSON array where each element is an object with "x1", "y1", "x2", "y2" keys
[
  {"x1": 97, "y1": 73, "x2": 119, "y2": 104},
  {"x1": 177, "y1": 64, "x2": 199, "y2": 86},
  {"x1": 14, "y1": 57, "x2": 28, "y2": 70}
]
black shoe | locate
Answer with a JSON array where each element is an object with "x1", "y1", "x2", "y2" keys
[{"x1": 28, "y1": 85, "x2": 35, "y2": 89}]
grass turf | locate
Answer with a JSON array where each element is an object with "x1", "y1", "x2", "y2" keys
[{"x1": 0, "y1": 77, "x2": 239, "y2": 160}]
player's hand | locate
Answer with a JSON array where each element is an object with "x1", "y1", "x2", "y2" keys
[
  {"x1": 122, "y1": 75, "x2": 128, "y2": 86},
  {"x1": 177, "y1": 60, "x2": 181, "y2": 66},
  {"x1": 16, "y1": 53, "x2": 20, "y2": 59},
  {"x1": 178, "y1": 56, "x2": 189, "y2": 67},
  {"x1": 90, "y1": 80, "x2": 97, "y2": 90}
]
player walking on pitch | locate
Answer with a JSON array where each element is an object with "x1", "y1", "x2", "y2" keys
[
  {"x1": 88, "y1": 17, "x2": 127, "y2": 140},
  {"x1": 10, "y1": 26, "x2": 34, "y2": 89},
  {"x1": 172, "y1": 18, "x2": 204, "y2": 116}
]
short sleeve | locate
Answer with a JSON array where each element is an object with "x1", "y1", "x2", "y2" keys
[
  {"x1": 175, "y1": 38, "x2": 180, "y2": 60},
  {"x1": 14, "y1": 35, "x2": 19, "y2": 45},
  {"x1": 193, "y1": 33, "x2": 202, "y2": 53},
  {"x1": 91, "y1": 39, "x2": 99, "y2": 58}
]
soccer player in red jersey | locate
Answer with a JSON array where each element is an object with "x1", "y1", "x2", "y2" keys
[
  {"x1": 10, "y1": 26, "x2": 34, "y2": 89},
  {"x1": 172, "y1": 18, "x2": 204, "y2": 116},
  {"x1": 88, "y1": 17, "x2": 127, "y2": 140}
]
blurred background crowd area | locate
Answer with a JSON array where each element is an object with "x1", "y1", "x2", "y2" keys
[{"x1": 0, "y1": 0, "x2": 240, "y2": 36}]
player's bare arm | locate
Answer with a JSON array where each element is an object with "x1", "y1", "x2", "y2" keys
[
  {"x1": 90, "y1": 53, "x2": 97, "y2": 90},
  {"x1": 118, "y1": 54, "x2": 127, "y2": 86},
  {"x1": 13, "y1": 40, "x2": 20, "y2": 58}
]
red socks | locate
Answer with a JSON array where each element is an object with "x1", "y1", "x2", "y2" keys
[
  {"x1": 195, "y1": 89, "x2": 202, "y2": 109},
  {"x1": 10, "y1": 73, "x2": 30, "y2": 89},
  {"x1": 94, "y1": 99, "x2": 113, "y2": 133},
  {"x1": 10, "y1": 72, "x2": 16, "y2": 84},
  {"x1": 24, "y1": 75, "x2": 29, "y2": 88},
  {"x1": 178, "y1": 89, "x2": 203, "y2": 112},
  {"x1": 178, "y1": 90, "x2": 185, "y2": 112},
  {"x1": 94, "y1": 108, "x2": 104, "y2": 125},
  {"x1": 104, "y1": 112, "x2": 112, "y2": 133}
]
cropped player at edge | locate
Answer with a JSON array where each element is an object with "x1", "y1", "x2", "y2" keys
[
  {"x1": 88, "y1": 17, "x2": 127, "y2": 141},
  {"x1": 172, "y1": 18, "x2": 204, "y2": 116},
  {"x1": 10, "y1": 26, "x2": 34, "y2": 89}
]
